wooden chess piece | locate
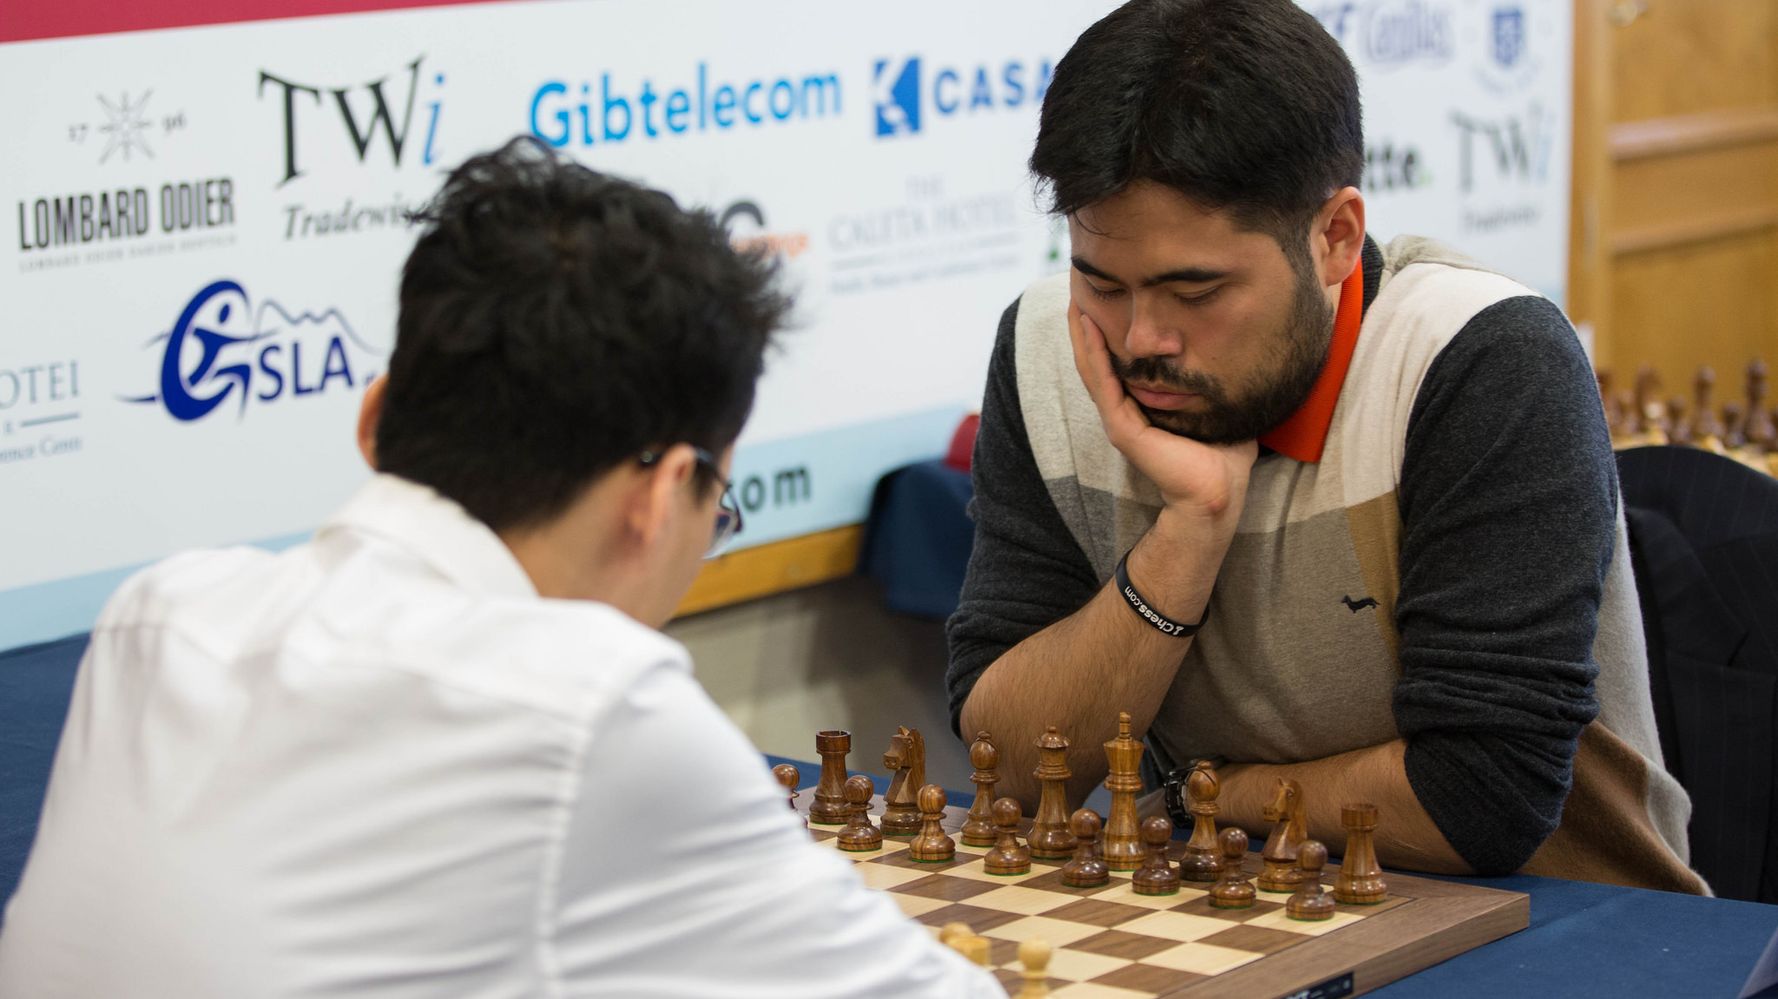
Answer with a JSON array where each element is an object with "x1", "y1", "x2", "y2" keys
[
  {"x1": 1743, "y1": 360, "x2": 1776, "y2": 454},
  {"x1": 1028, "y1": 726, "x2": 1077, "y2": 860},
  {"x1": 771, "y1": 763, "x2": 805, "y2": 830},
  {"x1": 1100, "y1": 712, "x2": 1146, "y2": 872},
  {"x1": 1209, "y1": 827, "x2": 1256, "y2": 909},
  {"x1": 955, "y1": 934, "x2": 989, "y2": 967},
  {"x1": 1666, "y1": 396, "x2": 1693, "y2": 446},
  {"x1": 1598, "y1": 369, "x2": 1625, "y2": 441},
  {"x1": 880, "y1": 726, "x2": 926, "y2": 837},
  {"x1": 1286, "y1": 840, "x2": 1337, "y2": 921},
  {"x1": 939, "y1": 923, "x2": 989, "y2": 967},
  {"x1": 1131, "y1": 815, "x2": 1181, "y2": 896},
  {"x1": 909, "y1": 783, "x2": 956, "y2": 862},
  {"x1": 1723, "y1": 401, "x2": 1748, "y2": 450},
  {"x1": 1612, "y1": 390, "x2": 1636, "y2": 445},
  {"x1": 960, "y1": 732, "x2": 999, "y2": 847},
  {"x1": 809, "y1": 730, "x2": 852, "y2": 825},
  {"x1": 836, "y1": 774, "x2": 883, "y2": 852},
  {"x1": 1257, "y1": 778, "x2": 1308, "y2": 893},
  {"x1": 1176, "y1": 760, "x2": 1223, "y2": 882},
  {"x1": 1015, "y1": 938, "x2": 1052, "y2": 999},
  {"x1": 984, "y1": 796, "x2": 1031, "y2": 875},
  {"x1": 1632, "y1": 365, "x2": 1670, "y2": 445},
  {"x1": 1334, "y1": 802, "x2": 1388, "y2": 904},
  {"x1": 1060, "y1": 809, "x2": 1110, "y2": 888},
  {"x1": 1690, "y1": 366, "x2": 1728, "y2": 451}
]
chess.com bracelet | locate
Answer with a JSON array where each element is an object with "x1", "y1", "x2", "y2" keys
[{"x1": 1113, "y1": 547, "x2": 1209, "y2": 638}]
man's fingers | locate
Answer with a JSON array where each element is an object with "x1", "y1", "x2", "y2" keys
[{"x1": 1068, "y1": 304, "x2": 1137, "y2": 431}]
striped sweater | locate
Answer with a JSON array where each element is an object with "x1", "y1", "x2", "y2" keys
[{"x1": 946, "y1": 236, "x2": 1704, "y2": 892}]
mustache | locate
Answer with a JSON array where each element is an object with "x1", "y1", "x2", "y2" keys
[{"x1": 1108, "y1": 354, "x2": 1224, "y2": 398}]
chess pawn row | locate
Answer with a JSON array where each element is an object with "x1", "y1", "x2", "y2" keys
[
  {"x1": 836, "y1": 775, "x2": 883, "y2": 852},
  {"x1": 1131, "y1": 815, "x2": 1182, "y2": 896},
  {"x1": 1060, "y1": 809, "x2": 1109, "y2": 888},
  {"x1": 773, "y1": 763, "x2": 804, "y2": 831},
  {"x1": 1285, "y1": 841, "x2": 1337, "y2": 921},
  {"x1": 984, "y1": 797, "x2": 1032, "y2": 875},
  {"x1": 910, "y1": 784, "x2": 956, "y2": 862},
  {"x1": 1208, "y1": 828, "x2": 1257, "y2": 909}
]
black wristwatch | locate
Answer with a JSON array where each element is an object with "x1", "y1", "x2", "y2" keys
[{"x1": 1162, "y1": 757, "x2": 1228, "y2": 828}]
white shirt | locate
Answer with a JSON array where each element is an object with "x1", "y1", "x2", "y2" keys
[{"x1": 0, "y1": 475, "x2": 1000, "y2": 998}]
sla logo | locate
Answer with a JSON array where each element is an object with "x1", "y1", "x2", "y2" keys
[
  {"x1": 871, "y1": 55, "x2": 1053, "y2": 139},
  {"x1": 259, "y1": 56, "x2": 444, "y2": 187},
  {"x1": 125, "y1": 280, "x2": 379, "y2": 422}
]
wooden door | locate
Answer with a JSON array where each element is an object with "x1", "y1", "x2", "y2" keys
[{"x1": 1570, "y1": 0, "x2": 1778, "y2": 403}]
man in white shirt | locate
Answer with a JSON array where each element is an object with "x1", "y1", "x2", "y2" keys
[{"x1": 0, "y1": 138, "x2": 1000, "y2": 998}]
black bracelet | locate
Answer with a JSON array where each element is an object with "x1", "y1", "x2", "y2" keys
[{"x1": 1114, "y1": 547, "x2": 1209, "y2": 638}]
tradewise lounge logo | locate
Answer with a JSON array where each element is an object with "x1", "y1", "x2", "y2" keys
[
  {"x1": 124, "y1": 280, "x2": 380, "y2": 422},
  {"x1": 258, "y1": 56, "x2": 444, "y2": 241},
  {"x1": 871, "y1": 55, "x2": 1053, "y2": 138}
]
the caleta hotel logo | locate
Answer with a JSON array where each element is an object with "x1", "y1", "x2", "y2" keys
[{"x1": 125, "y1": 280, "x2": 381, "y2": 422}]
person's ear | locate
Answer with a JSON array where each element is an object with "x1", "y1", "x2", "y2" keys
[
  {"x1": 356, "y1": 376, "x2": 388, "y2": 471},
  {"x1": 1311, "y1": 187, "x2": 1366, "y2": 290},
  {"x1": 628, "y1": 444, "x2": 697, "y2": 549}
]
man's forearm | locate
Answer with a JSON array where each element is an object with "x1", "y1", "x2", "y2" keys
[
  {"x1": 1211, "y1": 739, "x2": 1471, "y2": 875},
  {"x1": 959, "y1": 512, "x2": 1225, "y2": 808}
]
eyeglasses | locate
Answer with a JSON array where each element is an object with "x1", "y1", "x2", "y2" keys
[{"x1": 639, "y1": 446, "x2": 743, "y2": 559}]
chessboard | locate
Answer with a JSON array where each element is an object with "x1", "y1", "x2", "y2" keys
[{"x1": 802, "y1": 794, "x2": 1528, "y2": 999}]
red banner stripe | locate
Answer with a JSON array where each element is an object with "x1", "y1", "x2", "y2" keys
[{"x1": 1, "y1": 0, "x2": 506, "y2": 45}]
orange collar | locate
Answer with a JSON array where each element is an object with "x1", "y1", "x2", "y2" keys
[{"x1": 1256, "y1": 259, "x2": 1365, "y2": 463}]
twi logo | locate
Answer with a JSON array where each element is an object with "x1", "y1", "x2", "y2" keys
[
  {"x1": 870, "y1": 55, "x2": 1053, "y2": 139},
  {"x1": 124, "y1": 280, "x2": 379, "y2": 422},
  {"x1": 1449, "y1": 104, "x2": 1553, "y2": 192},
  {"x1": 258, "y1": 56, "x2": 444, "y2": 187}
]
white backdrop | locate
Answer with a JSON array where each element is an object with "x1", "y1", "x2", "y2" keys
[{"x1": 0, "y1": 0, "x2": 1570, "y2": 649}]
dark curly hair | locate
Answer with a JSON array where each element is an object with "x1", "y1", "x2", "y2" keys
[
  {"x1": 375, "y1": 136, "x2": 788, "y2": 531},
  {"x1": 1031, "y1": 0, "x2": 1362, "y2": 263}
]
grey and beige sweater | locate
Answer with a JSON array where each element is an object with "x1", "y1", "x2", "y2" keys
[{"x1": 946, "y1": 236, "x2": 1704, "y2": 892}]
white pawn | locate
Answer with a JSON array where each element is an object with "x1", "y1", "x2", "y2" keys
[{"x1": 1016, "y1": 938, "x2": 1051, "y2": 998}]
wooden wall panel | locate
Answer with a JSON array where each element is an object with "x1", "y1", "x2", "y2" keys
[
  {"x1": 1607, "y1": 228, "x2": 1778, "y2": 395},
  {"x1": 1611, "y1": 0, "x2": 1778, "y2": 122}
]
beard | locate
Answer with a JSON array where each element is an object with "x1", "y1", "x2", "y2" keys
[{"x1": 1108, "y1": 262, "x2": 1335, "y2": 444}]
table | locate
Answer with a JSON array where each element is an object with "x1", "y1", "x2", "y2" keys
[{"x1": 765, "y1": 756, "x2": 1778, "y2": 998}]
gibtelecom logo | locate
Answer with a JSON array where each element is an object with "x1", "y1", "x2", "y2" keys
[
  {"x1": 124, "y1": 280, "x2": 379, "y2": 422},
  {"x1": 530, "y1": 63, "x2": 842, "y2": 148},
  {"x1": 871, "y1": 55, "x2": 1053, "y2": 138}
]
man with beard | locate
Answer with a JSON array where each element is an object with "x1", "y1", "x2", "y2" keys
[{"x1": 946, "y1": 0, "x2": 1705, "y2": 893}]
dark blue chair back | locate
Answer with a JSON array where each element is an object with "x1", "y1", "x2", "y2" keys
[{"x1": 0, "y1": 632, "x2": 88, "y2": 912}]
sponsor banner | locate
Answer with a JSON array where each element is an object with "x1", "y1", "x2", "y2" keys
[
  {"x1": 1315, "y1": 0, "x2": 1571, "y2": 300},
  {"x1": 0, "y1": 0, "x2": 1570, "y2": 649}
]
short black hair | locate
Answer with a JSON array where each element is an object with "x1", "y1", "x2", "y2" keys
[
  {"x1": 1031, "y1": 0, "x2": 1362, "y2": 255},
  {"x1": 376, "y1": 137, "x2": 787, "y2": 531}
]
